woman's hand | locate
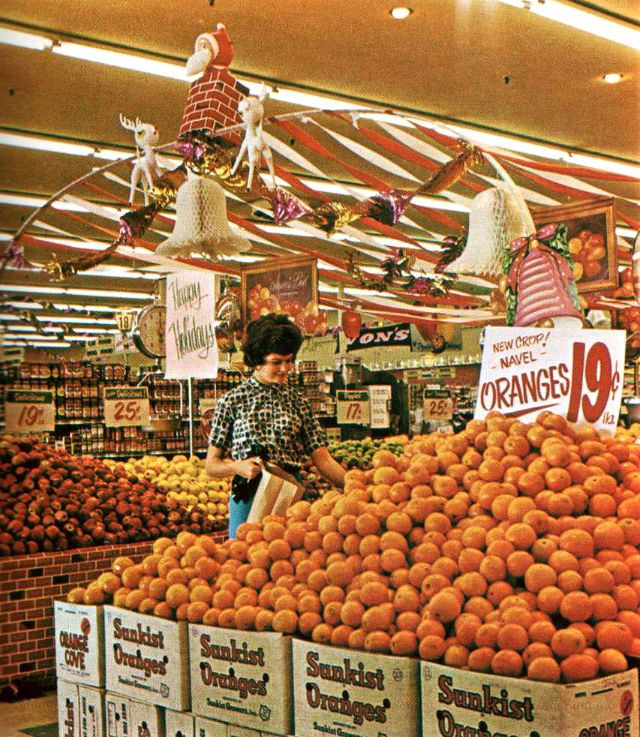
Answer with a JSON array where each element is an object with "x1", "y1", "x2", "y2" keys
[
  {"x1": 311, "y1": 446, "x2": 346, "y2": 489},
  {"x1": 234, "y1": 457, "x2": 263, "y2": 479}
]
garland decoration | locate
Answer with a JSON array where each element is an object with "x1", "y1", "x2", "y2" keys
[
  {"x1": 348, "y1": 249, "x2": 453, "y2": 296},
  {"x1": 0, "y1": 239, "x2": 33, "y2": 278},
  {"x1": 417, "y1": 141, "x2": 484, "y2": 196},
  {"x1": 435, "y1": 234, "x2": 468, "y2": 273}
]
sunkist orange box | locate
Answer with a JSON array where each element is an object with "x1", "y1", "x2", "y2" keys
[
  {"x1": 292, "y1": 639, "x2": 420, "y2": 737},
  {"x1": 421, "y1": 661, "x2": 639, "y2": 737}
]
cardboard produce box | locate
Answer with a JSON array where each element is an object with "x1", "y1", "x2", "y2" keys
[
  {"x1": 55, "y1": 601, "x2": 105, "y2": 687},
  {"x1": 226, "y1": 726, "x2": 263, "y2": 737},
  {"x1": 58, "y1": 680, "x2": 80, "y2": 737},
  {"x1": 421, "y1": 662, "x2": 639, "y2": 737},
  {"x1": 189, "y1": 624, "x2": 292, "y2": 735},
  {"x1": 104, "y1": 605, "x2": 190, "y2": 710},
  {"x1": 166, "y1": 709, "x2": 195, "y2": 737},
  {"x1": 129, "y1": 698, "x2": 166, "y2": 737},
  {"x1": 195, "y1": 715, "x2": 231, "y2": 737},
  {"x1": 78, "y1": 686, "x2": 105, "y2": 737},
  {"x1": 105, "y1": 693, "x2": 130, "y2": 737},
  {"x1": 292, "y1": 640, "x2": 419, "y2": 737}
]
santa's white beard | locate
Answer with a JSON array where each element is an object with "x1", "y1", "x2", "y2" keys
[{"x1": 186, "y1": 48, "x2": 211, "y2": 77}]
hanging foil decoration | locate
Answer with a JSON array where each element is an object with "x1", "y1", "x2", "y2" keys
[
  {"x1": 312, "y1": 201, "x2": 360, "y2": 234},
  {"x1": 120, "y1": 203, "x2": 159, "y2": 241},
  {"x1": 264, "y1": 187, "x2": 310, "y2": 225},
  {"x1": 180, "y1": 141, "x2": 247, "y2": 189},
  {"x1": 364, "y1": 189, "x2": 413, "y2": 225},
  {"x1": 151, "y1": 165, "x2": 188, "y2": 208},
  {"x1": 418, "y1": 141, "x2": 484, "y2": 196}
]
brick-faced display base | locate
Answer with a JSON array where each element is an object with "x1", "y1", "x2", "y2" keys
[{"x1": 0, "y1": 534, "x2": 226, "y2": 690}]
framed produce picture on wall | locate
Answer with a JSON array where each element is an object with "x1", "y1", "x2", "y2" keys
[
  {"x1": 530, "y1": 196, "x2": 617, "y2": 294},
  {"x1": 241, "y1": 256, "x2": 326, "y2": 335}
]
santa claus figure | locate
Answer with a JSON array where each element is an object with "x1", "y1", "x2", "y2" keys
[{"x1": 179, "y1": 24, "x2": 248, "y2": 144}]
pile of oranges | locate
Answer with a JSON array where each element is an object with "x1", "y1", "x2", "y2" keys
[{"x1": 68, "y1": 411, "x2": 640, "y2": 683}]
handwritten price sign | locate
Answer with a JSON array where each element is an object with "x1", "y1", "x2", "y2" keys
[
  {"x1": 103, "y1": 386, "x2": 150, "y2": 428},
  {"x1": 475, "y1": 327, "x2": 625, "y2": 432},
  {"x1": 337, "y1": 390, "x2": 370, "y2": 426},
  {"x1": 5, "y1": 389, "x2": 56, "y2": 433},
  {"x1": 424, "y1": 390, "x2": 453, "y2": 421}
]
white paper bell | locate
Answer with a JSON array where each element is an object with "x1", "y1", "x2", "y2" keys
[
  {"x1": 156, "y1": 172, "x2": 250, "y2": 260},
  {"x1": 446, "y1": 183, "x2": 535, "y2": 278}
]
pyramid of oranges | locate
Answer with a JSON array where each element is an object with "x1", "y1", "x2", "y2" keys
[{"x1": 69, "y1": 411, "x2": 640, "y2": 683}]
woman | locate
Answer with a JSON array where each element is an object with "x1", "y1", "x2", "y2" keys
[{"x1": 206, "y1": 313, "x2": 345, "y2": 538}]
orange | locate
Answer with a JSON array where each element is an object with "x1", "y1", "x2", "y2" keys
[
  {"x1": 418, "y1": 634, "x2": 447, "y2": 661},
  {"x1": 165, "y1": 583, "x2": 190, "y2": 609},
  {"x1": 560, "y1": 653, "x2": 599, "y2": 682},
  {"x1": 559, "y1": 591, "x2": 593, "y2": 622},
  {"x1": 598, "y1": 648, "x2": 628, "y2": 674},
  {"x1": 527, "y1": 656, "x2": 561, "y2": 682},
  {"x1": 390, "y1": 630, "x2": 418, "y2": 656},
  {"x1": 491, "y1": 649, "x2": 523, "y2": 677},
  {"x1": 273, "y1": 610, "x2": 298, "y2": 634},
  {"x1": 551, "y1": 626, "x2": 586, "y2": 660},
  {"x1": 427, "y1": 591, "x2": 462, "y2": 623},
  {"x1": 596, "y1": 622, "x2": 633, "y2": 653},
  {"x1": 524, "y1": 563, "x2": 557, "y2": 593}
]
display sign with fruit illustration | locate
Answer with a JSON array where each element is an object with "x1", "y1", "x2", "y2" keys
[
  {"x1": 241, "y1": 256, "x2": 327, "y2": 335},
  {"x1": 531, "y1": 197, "x2": 617, "y2": 294}
]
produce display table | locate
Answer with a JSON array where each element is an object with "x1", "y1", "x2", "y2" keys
[{"x1": 0, "y1": 535, "x2": 226, "y2": 690}]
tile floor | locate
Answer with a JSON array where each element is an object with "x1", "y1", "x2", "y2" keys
[{"x1": 0, "y1": 692, "x2": 57, "y2": 737}]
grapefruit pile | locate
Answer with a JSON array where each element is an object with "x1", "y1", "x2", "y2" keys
[{"x1": 68, "y1": 412, "x2": 640, "y2": 683}]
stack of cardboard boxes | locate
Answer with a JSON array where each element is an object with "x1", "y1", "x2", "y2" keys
[{"x1": 55, "y1": 600, "x2": 639, "y2": 737}]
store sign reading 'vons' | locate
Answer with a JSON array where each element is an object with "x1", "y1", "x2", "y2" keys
[{"x1": 346, "y1": 323, "x2": 411, "y2": 352}]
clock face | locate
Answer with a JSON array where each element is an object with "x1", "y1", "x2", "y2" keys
[{"x1": 134, "y1": 304, "x2": 166, "y2": 358}]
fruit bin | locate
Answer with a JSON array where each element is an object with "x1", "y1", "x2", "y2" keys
[{"x1": 0, "y1": 536, "x2": 226, "y2": 690}]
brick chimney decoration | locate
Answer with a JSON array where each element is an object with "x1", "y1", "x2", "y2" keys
[{"x1": 179, "y1": 23, "x2": 248, "y2": 145}]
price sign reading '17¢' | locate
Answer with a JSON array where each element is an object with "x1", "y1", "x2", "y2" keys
[
  {"x1": 5, "y1": 389, "x2": 56, "y2": 433},
  {"x1": 475, "y1": 327, "x2": 626, "y2": 433},
  {"x1": 103, "y1": 386, "x2": 150, "y2": 428},
  {"x1": 336, "y1": 390, "x2": 370, "y2": 426}
]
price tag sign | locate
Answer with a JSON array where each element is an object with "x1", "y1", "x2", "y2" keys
[
  {"x1": 475, "y1": 327, "x2": 626, "y2": 433},
  {"x1": 368, "y1": 385, "x2": 392, "y2": 429},
  {"x1": 103, "y1": 386, "x2": 150, "y2": 428},
  {"x1": 5, "y1": 389, "x2": 56, "y2": 433},
  {"x1": 336, "y1": 390, "x2": 370, "y2": 426},
  {"x1": 423, "y1": 389, "x2": 453, "y2": 421}
]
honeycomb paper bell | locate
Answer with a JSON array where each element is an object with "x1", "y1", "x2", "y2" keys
[
  {"x1": 446, "y1": 183, "x2": 535, "y2": 279},
  {"x1": 156, "y1": 172, "x2": 250, "y2": 260}
]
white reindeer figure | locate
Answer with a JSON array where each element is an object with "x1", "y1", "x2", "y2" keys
[
  {"x1": 119, "y1": 114, "x2": 162, "y2": 205},
  {"x1": 230, "y1": 89, "x2": 277, "y2": 191}
]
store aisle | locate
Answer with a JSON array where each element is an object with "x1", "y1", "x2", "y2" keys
[{"x1": 0, "y1": 692, "x2": 57, "y2": 737}]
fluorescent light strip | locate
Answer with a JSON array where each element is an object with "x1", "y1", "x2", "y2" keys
[
  {"x1": 5, "y1": 325, "x2": 117, "y2": 334},
  {"x1": 0, "y1": 28, "x2": 53, "y2": 51},
  {"x1": 2, "y1": 301, "x2": 117, "y2": 314},
  {"x1": 3, "y1": 340, "x2": 72, "y2": 347},
  {"x1": 496, "y1": 0, "x2": 640, "y2": 51},
  {"x1": 0, "y1": 314, "x2": 117, "y2": 325},
  {"x1": 52, "y1": 41, "x2": 192, "y2": 81},
  {"x1": 0, "y1": 285, "x2": 152, "y2": 299}
]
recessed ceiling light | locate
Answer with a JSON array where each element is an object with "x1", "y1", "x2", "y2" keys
[
  {"x1": 602, "y1": 73, "x2": 624, "y2": 84},
  {"x1": 389, "y1": 6, "x2": 413, "y2": 20}
]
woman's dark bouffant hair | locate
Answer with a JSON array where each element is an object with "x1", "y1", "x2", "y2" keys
[{"x1": 242, "y1": 313, "x2": 303, "y2": 368}]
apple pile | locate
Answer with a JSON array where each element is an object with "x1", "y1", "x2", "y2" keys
[
  {"x1": 247, "y1": 283, "x2": 329, "y2": 336},
  {"x1": 122, "y1": 454, "x2": 229, "y2": 529},
  {"x1": 0, "y1": 437, "x2": 216, "y2": 556}
]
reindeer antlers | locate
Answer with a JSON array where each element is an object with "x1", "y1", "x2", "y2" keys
[{"x1": 119, "y1": 113, "x2": 143, "y2": 132}]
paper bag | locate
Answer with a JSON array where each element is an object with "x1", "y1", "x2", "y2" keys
[{"x1": 246, "y1": 469, "x2": 303, "y2": 523}]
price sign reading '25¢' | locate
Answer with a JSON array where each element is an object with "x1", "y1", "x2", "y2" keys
[
  {"x1": 103, "y1": 386, "x2": 150, "y2": 428},
  {"x1": 5, "y1": 389, "x2": 56, "y2": 433},
  {"x1": 475, "y1": 327, "x2": 626, "y2": 433}
]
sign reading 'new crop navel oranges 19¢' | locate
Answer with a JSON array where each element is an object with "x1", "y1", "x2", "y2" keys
[{"x1": 475, "y1": 326, "x2": 625, "y2": 433}]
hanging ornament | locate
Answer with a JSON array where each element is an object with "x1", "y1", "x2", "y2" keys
[
  {"x1": 445, "y1": 184, "x2": 534, "y2": 279},
  {"x1": 156, "y1": 172, "x2": 250, "y2": 260},
  {"x1": 633, "y1": 231, "x2": 640, "y2": 300},
  {"x1": 417, "y1": 142, "x2": 483, "y2": 196},
  {"x1": 151, "y1": 166, "x2": 188, "y2": 208},
  {"x1": 341, "y1": 308, "x2": 362, "y2": 339},
  {"x1": 415, "y1": 320, "x2": 437, "y2": 343},
  {"x1": 505, "y1": 224, "x2": 583, "y2": 328},
  {"x1": 215, "y1": 288, "x2": 242, "y2": 352},
  {"x1": 312, "y1": 202, "x2": 360, "y2": 234},
  {"x1": 264, "y1": 187, "x2": 310, "y2": 225},
  {"x1": 364, "y1": 190, "x2": 413, "y2": 225}
]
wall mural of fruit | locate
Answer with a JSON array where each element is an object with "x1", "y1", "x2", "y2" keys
[{"x1": 0, "y1": 437, "x2": 223, "y2": 556}]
